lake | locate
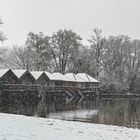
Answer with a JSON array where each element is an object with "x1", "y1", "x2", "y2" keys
[
  {"x1": 46, "y1": 97, "x2": 140, "y2": 128},
  {"x1": 1, "y1": 94, "x2": 140, "y2": 128}
]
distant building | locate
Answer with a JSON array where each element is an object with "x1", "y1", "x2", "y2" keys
[
  {"x1": 0, "y1": 69, "x2": 18, "y2": 84},
  {"x1": 12, "y1": 69, "x2": 35, "y2": 84}
]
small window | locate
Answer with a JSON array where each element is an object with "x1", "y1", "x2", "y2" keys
[
  {"x1": 85, "y1": 83, "x2": 90, "y2": 87},
  {"x1": 55, "y1": 81, "x2": 62, "y2": 86}
]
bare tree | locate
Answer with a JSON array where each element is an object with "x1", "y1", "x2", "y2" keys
[
  {"x1": 0, "y1": 19, "x2": 6, "y2": 43},
  {"x1": 89, "y1": 28, "x2": 106, "y2": 77},
  {"x1": 5, "y1": 46, "x2": 34, "y2": 69},
  {"x1": 126, "y1": 40, "x2": 140, "y2": 92},
  {"x1": 50, "y1": 29, "x2": 82, "y2": 73},
  {"x1": 0, "y1": 47, "x2": 8, "y2": 68},
  {"x1": 25, "y1": 32, "x2": 52, "y2": 71},
  {"x1": 70, "y1": 46, "x2": 96, "y2": 76},
  {"x1": 102, "y1": 35, "x2": 132, "y2": 83},
  {"x1": 0, "y1": 19, "x2": 7, "y2": 68}
]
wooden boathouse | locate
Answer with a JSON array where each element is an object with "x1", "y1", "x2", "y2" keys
[
  {"x1": 13, "y1": 69, "x2": 36, "y2": 84},
  {"x1": 76, "y1": 73, "x2": 99, "y2": 89},
  {"x1": 0, "y1": 69, "x2": 18, "y2": 84},
  {"x1": 63, "y1": 73, "x2": 77, "y2": 87},
  {"x1": 0, "y1": 69, "x2": 100, "y2": 116},
  {"x1": 44, "y1": 72, "x2": 64, "y2": 87},
  {"x1": 0, "y1": 69, "x2": 99, "y2": 92},
  {"x1": 30, "y1": 71, "x2": 49, "y2": 86},
  {"x1": 0, "y1": 69, "x2": 100, "y2": 98}
]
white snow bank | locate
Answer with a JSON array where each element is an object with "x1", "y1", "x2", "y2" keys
[{"x1": 0, "y1": 113, "x2": 140, "y2": 140}]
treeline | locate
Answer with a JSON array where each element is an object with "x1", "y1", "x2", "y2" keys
[{"x1": 0, "y1": 20, "x2": 140, "y2": 93}]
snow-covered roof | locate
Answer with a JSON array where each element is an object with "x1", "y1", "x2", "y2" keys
[
  {"x1": 30, "y1": 71, "x2": 44, "y2": 80},
  {"x1": 74, "y1": 74, "x2": 85, "y2": 82},
  {"x1": 44, "y1": 72, "x2": 73, "y2": 81},
  {"x1": 52, "y1": 72, "x2": 66, "y2": 81},
  {"x1": 76, "y1": 73, "x2": 99, "y2": 83},
  {"x1": 64, "y1": 73, "x2": 77, "y2": 82},
  {"x1": 44, "y1": 72, "x2": 72, "y2": 81},
  {"x1": 0, "y1": 68, "x2": 99, "y2": 83},
  {"x1": 45, "y1": 72, "x2": 60, "y2": 81},
  {"x1": 64, "y1": 73, "x2": 89, "y2": 82},
  {"x1": 0, "y1": 69, "x2": 9, "y2": 78},
  {"x1": 12, "y1": 69, "x2": 27, "y2": 78}
]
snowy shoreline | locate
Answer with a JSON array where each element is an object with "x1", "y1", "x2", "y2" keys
[{"x1": 0, "y1": 113, "x2": 140, "y2": 140}]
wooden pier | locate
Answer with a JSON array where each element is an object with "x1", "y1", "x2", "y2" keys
[
  {"x1": 1, "y1": 84, "x2": 140, "y2": 99},
  {"x1": 0, "y1": 84, "x2": 99, "y2": 99}
]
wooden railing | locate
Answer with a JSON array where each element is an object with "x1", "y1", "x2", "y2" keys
[
  {"x1": 0, "y1": 84, "x2": 99, "y2": 96},
  {"x1": 1, "y1": 84, "x2": 38, "y2": 91}
]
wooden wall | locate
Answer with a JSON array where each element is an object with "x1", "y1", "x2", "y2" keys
[
  {"x1": 18, "y1": 71, "x2": 35, "y2": 84},
  {"x1": 0, "y1": 70, "x2": 18, "y2": 84}
]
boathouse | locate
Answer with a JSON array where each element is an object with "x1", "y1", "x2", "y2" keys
[
  {"x1": 30, "y1": 71, "x2": 49, "y2": 86},
  {"x1": 62, "y1": 73, "x2": 94, "y2": 88},
  {"x1": 63, "y1": 73, "x2": 77, "y2": 87},
  {"x1": 44, "y1": 72, "x2": 64, "y2": 87},
  {"x1": 12, "y1": 69, "x2": 35, "y2": 84},
  {"x1": 76, "y1": 73, "x2": 99, "y2": 88},
  {"x1": 0, "y1": 68, "x2": 99, "y2": 89},
  {"x1": 74, "y1": 74, "x2": 86, "y2": 88},
  {"x1": 0, "y1": 69, "x2": 18, "y2": 84}
]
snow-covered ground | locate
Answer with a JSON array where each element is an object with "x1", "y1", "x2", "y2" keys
[{"x1": 0, "y1": 113, "x2": 140, "y2": 140}]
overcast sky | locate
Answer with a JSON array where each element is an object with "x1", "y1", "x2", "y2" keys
[{"x1": 0, "y1": 0, "x2": 140, "y2": 46}]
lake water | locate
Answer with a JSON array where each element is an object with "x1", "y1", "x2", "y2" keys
[
  {"x1": 46, "y1": 97, "x2": 140, "y2": 128},
  {"x1": 1, "y1": 94, "x2": 140, "y2": 128}
]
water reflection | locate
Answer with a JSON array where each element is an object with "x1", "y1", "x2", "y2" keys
[
  {"x1": 1, "y1": 93, "x2": 140, "y2": 128},
  {"x1": 97, "y1": 98, "x2": 140, "y2": 128},
  {"x1": 46, "y1": 98, "x2": 140, "y2": 128}
]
